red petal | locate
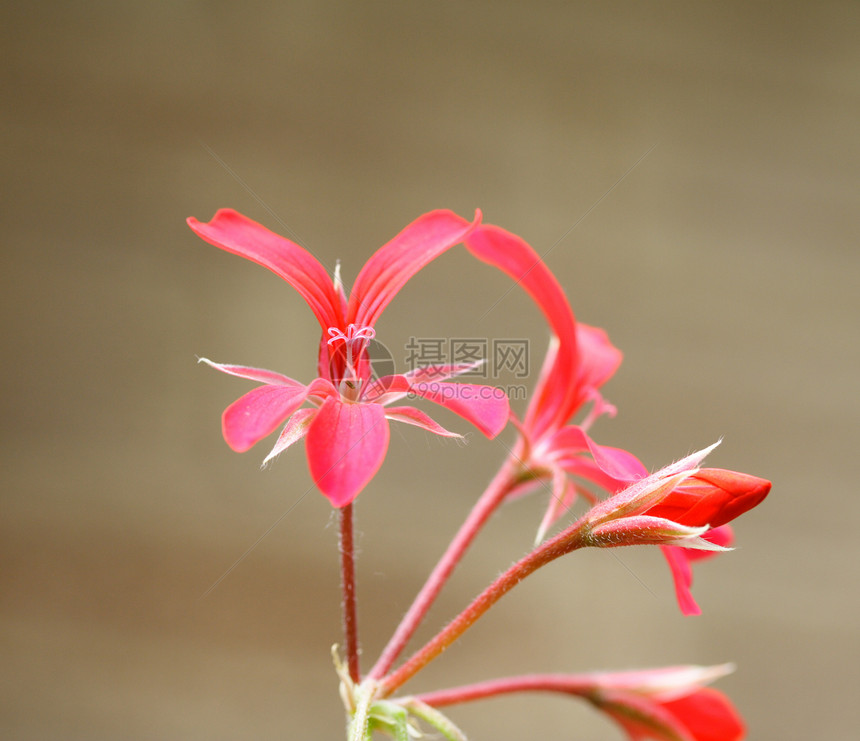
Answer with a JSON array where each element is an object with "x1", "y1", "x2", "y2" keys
[
  {"x1": 348, "y1": 210, "x2": 481, "y2": 327},
  {"x1": 661, "y1": 526, "x2": 734, "y2": 616},
  {"x1": 305, "y1": 398, "x2": 390, "y2": 507},
  {"x1": 660, "y1": 546, "x2": 701, "y2": 617},
  {"x1": 661, "y1": 689, "x2": 745, "y2": 741},
  {"x1": 649, "y1": 469, "x2": 770, "y2": 528},
  {"x1": 188, "y1": 209, "x2": 344, "y2": 331},
  {"x1": 384, "y1": 406, "x2": 461, "y2": 437},
  {"x1": 198, "y1": 358, "x2": 301, "y2": 386},
  {"x1": 549, "y1": 426, "x2": 648, "y2": 482},
  {"x1": 408, "y1": 382, "x2": 510, "y2": 438},
  {"x1": 222, "y1": 384, "x2": 313, "y2": 452},
  {"x1": 574, "y1": 324, "x2": 623, "y2": 401},
  {"x1": 464, "y1": 224, "x2": 578, "y2": 437},
  {"x1": 263, "y1": 408, "x2": 318, "y2": 465}
]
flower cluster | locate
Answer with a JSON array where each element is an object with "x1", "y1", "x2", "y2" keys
[{"x1": 191, "y1": 208, "x2": 770, "y2": 740}]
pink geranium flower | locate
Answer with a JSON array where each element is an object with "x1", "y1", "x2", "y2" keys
[
  {"x1": 463, "y1": 224, "x2": 770, "y2": 614},
  {"x1": 464, "y1": 224, "x2": 646, "y2": 538},
  {"x1": 189, "y1": 209, "x2": 510, "y2": 507}
]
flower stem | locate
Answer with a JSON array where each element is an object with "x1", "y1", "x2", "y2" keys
[
  {"x1": 379, "y1": 519, "x2": 587, "y2": 696},
  {"x1": 340, "y1": 502, "x2": 361, "y2": 683},
  {"x1": 413, "y1": 674, "x2": 594, "y2": 707},
  {"x1": 368, "y1": 457, "x2": 520, "y2": 680}
]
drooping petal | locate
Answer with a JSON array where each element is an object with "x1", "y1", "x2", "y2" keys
[
  {"x1": 222, "y1": 383, "x2": 313, "y2": 453},
  {"x1": 660, "y1": 545, "x2": 700, "y2": 616},
  {"x1": 661, "y1": 526, "x2": 735, "y2": 616},
  {"x1": 463, "y1": 224, "x2": 578, "y2": 437},
  {"x1": 305, "y1": 398, "x2": 390, "y2": 507},
  {"x1": 575, "y1": 324, "x2": 622, "y2": 391},
  {"x1": 384, "y1": 406, "x2": 462, "y2": 438},
  {"x1": 188, "y1": 209, "x2": 344, "y2": 331},
  {"x1": 262, "y1": 407, "x2": 318, "y2": 465},
  {"x1": 548, "y1": 425, "x2": 648, "y2": 482},
  {"x1": 198, "y1": 358, "x2": 302, "y2": 386},
  {"x1": 348, "y1": 210, "x2": 482, "y2": 327},
  {"x1": 408, "y1": 381, "x2": 510, "y2": 438}
]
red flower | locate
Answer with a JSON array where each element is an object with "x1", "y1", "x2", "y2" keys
[
  {"x1": 581, "y1": 664, "x2": 745, "y2": 741},
  {"x1": 463, "y1": 224, "x2": 646, "y2": 538},
  {"x1": 416, "y1": 664, "x2": 744, "y2": 741},
  {"x1": 594, "y1": 683, "x2": 744, "y2": 741},
  {"x1": 189, "y1": 209, "x2": 509, "y2": 507},
  {"x1": 584, "y1": 446, "x2": 769, "y2": 554}
]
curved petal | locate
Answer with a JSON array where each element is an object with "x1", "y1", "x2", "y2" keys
[
  {"x1": 198, "y1": 358, "x2": 301, "y2": 386},
  {"x1": 222, "y1": 383, "x2": 313, "y2": 452},
  {"x1": 549, "y1": 426, "x2": 648, "y2": 482},
  {"x1": 384, "y1": 406, "x2": 462, "y2": 438},
  {"x1": 348, "y1": 210, "x2": 481, "y2": 327},
  {"x1": 408, "y1": 382, "x2": 510, "y2": 438},
  {"x1": 661, "y1": 526, "x2": 734, "y2": 617},
  {"x1": 262, "y1": 407, "x2": 318, "y2": 465},
  {"x1": 571, "y1": 324, "x2": 622, "y2": 409},
  {"x1": 306, "y1": 398, "x2": 390, "y2": 507},
  {"x1": 188, "y1": 209, "x2": 343, "y2": 331},
  {"x1": 464, "y1": 224, "x2": 578, "y2": 437},
  {"x1": 661, "y1": 545, "x2": 700, "y2": 617}
]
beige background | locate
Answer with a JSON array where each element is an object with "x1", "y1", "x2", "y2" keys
[{"x1": 2, "y1": 2, "x2": 858, "y2": 739}]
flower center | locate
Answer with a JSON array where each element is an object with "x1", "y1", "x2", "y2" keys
[{"x1": 327, "y1": 324, "x2": 376, "y2": 400}]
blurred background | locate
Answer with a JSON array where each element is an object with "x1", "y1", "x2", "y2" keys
[{"x1": 2, "y1": 2, "x2": 858, "y2": 739}]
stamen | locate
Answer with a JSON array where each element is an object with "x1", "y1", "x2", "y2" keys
[{"x1": 327, "y1": 324, "x2": 376, "y2": 346}]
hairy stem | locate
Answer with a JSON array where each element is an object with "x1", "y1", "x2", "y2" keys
[
  {"x1": 340, "y1": 502, "x2": 361, "y2": 683},
  {"x1": 413, "y1": 674, "x2": 595, "y2": 707},
  {"x1": 368, "y1": 457, "x2": 520, "y2": 680},
  {"x1": 379, "y1": 520, "x2": 587, "y2": 696}
]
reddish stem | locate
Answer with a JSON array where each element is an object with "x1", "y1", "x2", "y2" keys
[
  {"x1": 340, "y1": 502, "x2": 361, "y2": 683},
  {"x1": 368, "y1": 457, "x2": 521, "y2": 680},
  {"x1": 379, "y1": 519, "x2": 587, "y2": 696},
  {"x1": 414, "y1": 674, "x2": 594, "y2": 707}
]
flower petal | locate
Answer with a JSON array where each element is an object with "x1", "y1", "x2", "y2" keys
[
  {"x1": 408, "y1": 381, "x2": 510, "y2": 438},
  {"x1": 463, "y1": 224, "x2": 578, "y2": 437},
  {"x1": 306, "y1": 398, "x2": 390, "y2": 507},
  {"x1": 660, "y1": 545, "x2": 700, "y2": 617},
  {"x1": 549, "y1": 425, "x2": 648, "y2": 482},
  {"x1": 262, "y1": 407, "x2": 318, "y2": 465},
  {"x1": 384, "y1": 406, "x2": 462, "y2": 438},
  {"x1": 575, "y1": 324, "x2": 623, "y2": 392},
  {"x1": 661, "y1": 526, "x2": 735, "y2": 616},
  {"x1": 198, "y1": 358, "x2": 301, "y2": 386},
  {"x1": 222, "y1": 383, "x2": 313, "y2": 453},
  {"x1": 659, "y1": 688, "x2": 745, "y2": 741},
  {"x1": 188, "y1": 209, "x2": 344, "y2": 331},
  {"x1": 648, "y1": 468, "x2": 771, "y2": 528},
  {"x1": 348, "y1": 210, "x2": 481, "y2": 327}
]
